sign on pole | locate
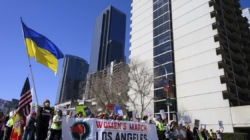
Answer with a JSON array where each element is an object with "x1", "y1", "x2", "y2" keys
[
  {"x1": 160, "y1": 109, "x2": 166, "y2": 119},
  {"x1": 166, "y1": 98, "x2": 172, "y2": 106}
]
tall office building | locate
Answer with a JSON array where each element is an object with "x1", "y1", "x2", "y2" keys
[
  {"x1": 89, "y1": 6, "x2": 126, "y2": 73},
  {"x1": 130, "y1": 0, "x2": 250, "y2": 133},
  {"x1": 56, "y1": 54, "x2": 89, "y2": 104},
  {"x1": 242, "y1": 8, "x2": 250, "y2": 28}
]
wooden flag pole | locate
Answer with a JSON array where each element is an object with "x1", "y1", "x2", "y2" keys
[{"x1": 20, "y1": 17, "x2": 39, "y2": 106}]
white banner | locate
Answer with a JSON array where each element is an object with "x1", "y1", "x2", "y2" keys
[
  {"x1": 0, "y1": 98, "x2": 6, "y2": 111},
  {"x1": 62, "y1": 117, "x2": 158, "y2": 140}
]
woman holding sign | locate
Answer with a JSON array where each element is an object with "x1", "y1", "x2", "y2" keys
[{"x1": 49, "y1": 110, "x2": 62, "y2": 140}]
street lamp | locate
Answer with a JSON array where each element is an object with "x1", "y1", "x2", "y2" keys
[{"x1": 153, "y1": 61, "x2": 171, "y2": 125}]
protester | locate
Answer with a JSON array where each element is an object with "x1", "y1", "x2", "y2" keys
[
  {"x1": 157, "y1": 118, "x2": 165, "y2": 140},
  {"x1": 0, "y1": 111, "x2": 5, "y2": 140},
  {"x1": 186, "y1": 125, "x2": 194, "y2": 140},
  {"x1": 209, "y1": 129, "x2": 214, "y2": 140},
  {"x1": 149, "y1": 119, "x2": 155, "y2": 124},
  {"x1": 22, "y1": 111, "x2": 36, "y2": 140},
  {"x1": 200, "y1": 126, "x2": 208, "y2": 140},
  {"x1": 216, "y1": 129, "x2": 223, "y2": 140},
  {"x1": 49, "y1": 110, "x2": 62, "y2": 140},
  {"x1": 141, "y1": 116, "x2": 148, "y2": 123},
  {"x1": 3, "y1": 108, "x2": 16, "y2": 140},
  {"x1": 36, "y1": 99, "x2": 52, "y2": 140},
  {"x1": 193, "y1": 125, "x2": 199, "y2": 140}
]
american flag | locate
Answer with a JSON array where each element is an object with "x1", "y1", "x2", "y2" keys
[{"x1": 17, "y1": 77, "x2": 32, "y2": 116}]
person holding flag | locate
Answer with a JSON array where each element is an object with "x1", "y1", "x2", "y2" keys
[{"x1": 10, "y1": 77, "x2": 32, "y2": 140}]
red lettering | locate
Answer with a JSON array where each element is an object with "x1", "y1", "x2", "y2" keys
[
  {"x1": 114, "y1": 122, "x2": 117, "y2": 129},
  {"x1": 117, "y1": 122, "x2": 122, "y2": 129},
  {"x1": 96, "y1": 121, "x2": 103, "y2": 128},
  {"x1": 129, "y1": 124, "x2": 134, "y2": 130},
  {"x1": 123, "y1": 122, "x2": 126, "y2": 130},
  {"x1": 104, "y1": 122, "x2": 108, "y2": 128}
]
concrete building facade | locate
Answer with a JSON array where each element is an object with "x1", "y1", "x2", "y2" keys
[{"x1": 129, "y1": 0, "x2": 250, "y2": 133}]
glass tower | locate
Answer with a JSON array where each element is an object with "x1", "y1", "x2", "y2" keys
[
  {"x1": 89, "y1": 6, "x2": 126, "y2": 73},
  {"x1": 56, "y1": 54, "x2": 89, "y2": 104}
]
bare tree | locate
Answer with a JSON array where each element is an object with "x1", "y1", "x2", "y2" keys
[
  {"x1": 83, "y1": 62, "x2": 130, "y2": 115},
  {"x1": 127, "y1": 59, "x2": 160, "y2": 119}
]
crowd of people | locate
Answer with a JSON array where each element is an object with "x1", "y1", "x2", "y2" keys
[{"x1": 0, "y1": 99, "x2": 223, "y2": 140}]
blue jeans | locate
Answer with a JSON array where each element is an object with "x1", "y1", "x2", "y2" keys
[{"x1": 22, "y1": 129, "x2": 34, "y2": 140}]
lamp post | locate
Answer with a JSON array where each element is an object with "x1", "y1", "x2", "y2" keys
[{"x1": 153, "y1": 61, "x2": 171, "y2": 124}]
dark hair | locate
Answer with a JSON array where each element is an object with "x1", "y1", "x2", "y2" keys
[
  {"x1": 57, "y1": 110, "x2": 62, "y2": 117},
  {"x1": 142, "y1": 116, "x2": 148, "y2": 121}
]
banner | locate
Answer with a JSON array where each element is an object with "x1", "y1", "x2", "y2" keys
[
  {"x1": 62, "y1": 117, "x2": 158, "y2": 140},
  {"x1": 0, "y1": 98, "x2": 6, "y2": 111}
]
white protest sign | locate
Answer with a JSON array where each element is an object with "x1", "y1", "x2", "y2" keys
[
  {"x1": 160, "y1": 109, "x2": 166, "y2": 119},
  {"x1": 173, "y1": 114, "x2": 177, "y2": 121},
  {"x1": 218, "y1": 120, "x2": 224, "y2": 129},
  {"x1": 62, "y1": 118, "x2": 158, "y2": 140},
  {"x1": 0, "y1": 98, "x2": 6, "y2": 111},
  {"x1": 118, "y1": 109, "x2": 123, "y2": 116},
  {"x1": 183, "y1": 115, "x2": 191, "y2": 123}
]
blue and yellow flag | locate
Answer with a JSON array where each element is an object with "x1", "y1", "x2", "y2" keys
[{"x1": 21, "y1": 21, "x2": 64, "y2": 75}]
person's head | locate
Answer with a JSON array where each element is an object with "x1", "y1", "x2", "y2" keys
[
  {"x1": 57, "y1": 110, "x2": 62, "y2": 117},
  {"x1": 78, "y1": 111, "x2": 83, "y2": 118},
  {"x1": 149, "y1": 119, "x2": 155, "y2": 124},
  {"x1": 130, "y1": 118, "x2": 133, "y2": 121},
  {"x1": 43, "y1": 99, "x2": 50, "y2": 108},
  {"x1": 210, "y1": 129, "x2": 213, "y2": 132},
  {"x1": 90, "y1": 114, "x2": 95, "y2": 118},
  {"x1": 30, "y1": 111, "x2": 36, "y2": 118},
  {"x1": 186, "y1": 125, "x2": 190, "y2": 130},
  {"x1": 104, "y1": 114, "x2": 109, "y2": 120},
  {"x1": 142, "y1": 116, "x2": 148, "y2": 121}
]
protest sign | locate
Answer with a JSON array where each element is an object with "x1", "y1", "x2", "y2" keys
[
  {"x1": 0, "y1": 98, "x2": 6, "y2": 111},
  {"x1": 106, "y1": 103, "x2": 115, "y2": 111},
  {"x1": 218, "y1": 120, "x2": 224, "y2": 128},
  {"x1": 62, "y1": 118, "x2": 158, "y2": 140},
  {"x1": 118, "y1": 109, "x2": 123, "y2": 116},
  {"x1": 194, "y1": 119, "x2": 200, "y2": 127},
  {"x1": 160, "y1": 109, "x2": 166, "y2": 119}
]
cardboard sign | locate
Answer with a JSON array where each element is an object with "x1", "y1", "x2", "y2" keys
[
  {"x1": 173, "y1": 126, "x2": 186, "y2": 139},
  {"x1": 194, "y1": 119, "x2": 200, "y2": 127},
  {"x1": 160, "y1": 109, "x2": 166, "y2": 119},
  {"x1": 106, "y1": 103, "x2": 115, "y2": 110}
]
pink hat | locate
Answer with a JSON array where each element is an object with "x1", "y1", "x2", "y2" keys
[{"x1": 30, "y1": 111, "x2": 35, "y2": 115}]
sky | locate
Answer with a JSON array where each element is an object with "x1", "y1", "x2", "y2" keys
[{"x1": 0, "y1": 0, "x2": 249, "y2": 106}]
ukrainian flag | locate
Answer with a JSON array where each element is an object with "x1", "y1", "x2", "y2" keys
[{"x1": 21, "y1": 21, "x2": 64, "y2": 75}]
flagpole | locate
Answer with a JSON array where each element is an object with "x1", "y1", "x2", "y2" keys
[{"x1": 20, "y1": 17, "x2": 39, "y2": 106}]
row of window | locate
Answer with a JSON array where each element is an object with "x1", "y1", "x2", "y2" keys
[
  {"x1": 154, "y1": 31, "x2": 171, "y2": 46},
  {"x1": 153, "y1": 0, "x2": 169, "y2": 12},
  {"x1": 154, "y1": 99, "x2": 177, "y2": 113},
  {"x1": 154, "y1": 62, "x2": 173, "y2": 76},
  {"x1": 153, "y1": 4, "x2": 169, "y2": 19},
  {"x1": 153, "y1": 41, "x2": 171, "y2": 56},
  {"x1": 153, "y1": 13, "x2": 170, "y2": 28},
  {"x1": 153, "y1": 22, "x2": 171, "y2": 37}
]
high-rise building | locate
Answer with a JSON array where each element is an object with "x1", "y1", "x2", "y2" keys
[
  {"x1": 242, "y1": 8, "x2": 250, "y2": 28},
  {"x1": 130, "y1": 0, "x2": 250, "y2": 132},
  {"x1": 89, "y1": 6, "x2": 126, "y2": 73},
  {"x1": 56, "y1": 54, "x2": 89, "y2": 104}
]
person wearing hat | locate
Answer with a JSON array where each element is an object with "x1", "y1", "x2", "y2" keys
[{"x1": 22, "y1": 111, "x2": 36, "y2": 140}]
